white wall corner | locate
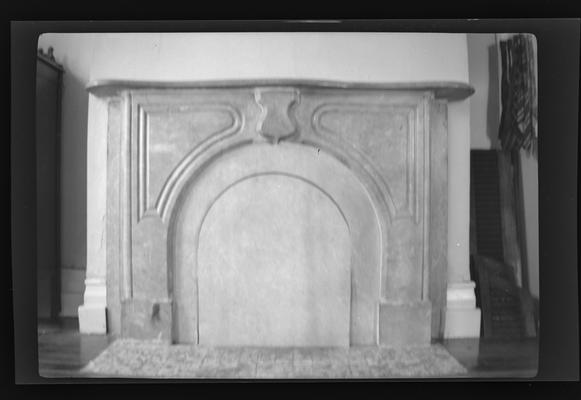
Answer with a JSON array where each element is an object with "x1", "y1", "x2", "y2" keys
[
  {"x1": 78, "y1": 277, "x2": 107, "y2": 334},
  {"x1": 79, "y1": 94, "x2": 109, "y2": 335},
  {"x1": 443, "y1": 281, "x2": 481, "y2": 338}
]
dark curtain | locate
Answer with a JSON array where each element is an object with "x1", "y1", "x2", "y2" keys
[{"x1": 498, "y1": 34, "x2": 538, "y2": 156}]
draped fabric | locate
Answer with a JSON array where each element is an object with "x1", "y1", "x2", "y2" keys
[{"x1": 498, "y1": 34, "x2": 538, "y2": 156}]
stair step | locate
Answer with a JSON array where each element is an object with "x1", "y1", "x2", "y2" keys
[
  {"x1": 491, "y1": 306, "x2": 520, "y2": 311},
  {"x1": 491, "y1": 327, "x2": 522, "y2": 332},
  {"x1": 490, "y1": 306, "x2": 521, "y2": 312},
  {"x1": 492, "y1": 317, "x2": 521, "y2": 324},
  {"x1": 491, "y1": 299, "x2": 520, "y2": 304},
  {"x1": 491, "y1": 321, "x2": 524, "y2": 328}
]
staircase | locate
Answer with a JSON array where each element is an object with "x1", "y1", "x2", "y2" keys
[
  {"x1": 472, "y1": 151, "x2": 504, "y2": 261},
  {"x1": 471, "y1": 255, "x2": 527, "y2": 339},
  {"x1": 470, "y1": 150, "x2": 536, "y2": 339}
]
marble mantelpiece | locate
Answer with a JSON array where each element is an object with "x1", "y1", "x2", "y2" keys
[{"x1": 86, "y1": 80, "x2": 474, "y2": 347}]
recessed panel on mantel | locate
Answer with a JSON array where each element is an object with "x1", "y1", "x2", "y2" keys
[
  {"x1": 141, "y1": 105, "x2": 236, "y2": 215},
  {"x1": 197, "y1": 174, "x2": 351, "y2": 347},
  {"x1": 314, "y1": 104, "x2": 418, "y2": 219}
]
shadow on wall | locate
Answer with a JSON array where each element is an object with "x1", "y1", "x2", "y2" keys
[
  {"x1": 49, "y1": 48, "x2": 89, "y2": 317},
  {"x1": 486, "y1": 43, "x2": 501, "y2": 149}
]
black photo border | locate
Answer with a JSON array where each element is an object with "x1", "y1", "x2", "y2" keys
[{"x1": 9, "y1": 16, "x2": 580, "y2": 396}]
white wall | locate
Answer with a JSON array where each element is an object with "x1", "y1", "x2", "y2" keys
[
  {"x1": 41, "y1": 33, "x2": 470, "y2": 83},
  {"x1": 467, "y1": 34, "x2": 501, "y2": 149},
  {"x1": 38, "y1": 32, "x2": 472, "y2": 316},
  {"x1": 520, "y1": 149, "x2": 539, "y2": 298},
  {"x1": 38, "y1": 35, "x2": 94, "y2": 316}
]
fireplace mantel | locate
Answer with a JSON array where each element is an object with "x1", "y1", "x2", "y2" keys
[{"x1": 79, "y1": 79, "x2": 476, "y2": 346}]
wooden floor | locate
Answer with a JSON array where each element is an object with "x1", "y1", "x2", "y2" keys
[
  {"x1": 38, "y1": 319, "x2": 115, "y2": 378},
  {"x1": 441, "y1": 337, "x2": 538, "y2": 378},
  {"x1": 38, "y1": 319, "x2": 538, "y2": 379}
]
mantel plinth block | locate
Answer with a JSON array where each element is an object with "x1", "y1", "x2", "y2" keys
[{"x1": 78, "y1": 277, "x2": 107, "y2": 334}]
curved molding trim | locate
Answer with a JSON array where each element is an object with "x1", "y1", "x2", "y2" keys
[
  {"x1": 135, "y1": 103, "x2": 243, "y2": 222},
  {"x1": 197, "y1": 172, "x2": 351, "y2": 246},
  {"x1": 312, "y1": 102, "x2": 421, "y2": 222}
]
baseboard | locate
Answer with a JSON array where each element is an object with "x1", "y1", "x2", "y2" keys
[
  {"x1": 443, "y1": 281, "x2": 481, "y2": 338},
  {"x1": 78, "y1": 277, "x2": 107, "y2": 334},
  {"x1": 444, "y1": 307, "x2": 482, "y2": 338}
]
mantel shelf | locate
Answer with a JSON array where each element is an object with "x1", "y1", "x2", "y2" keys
[{"x1": 87, "y1": 79, "x2": 474, "y2": 101}]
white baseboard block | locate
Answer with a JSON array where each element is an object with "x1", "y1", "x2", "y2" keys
[
  {"x1": 78, "y1": 304, "x2": 107, "y2": 333},
  {"x1": 78, "y1": 277, "x2": 108, "y2": 334},
  {"x1": 443, "y1": 281, "x2": 482, "y2": 338}
]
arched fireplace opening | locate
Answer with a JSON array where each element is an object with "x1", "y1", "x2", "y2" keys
[{"x1": 168, "y1": 143, "x2": 382, "y2": 346}]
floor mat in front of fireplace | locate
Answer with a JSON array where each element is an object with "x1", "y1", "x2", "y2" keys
[{"x1": 79, "y1": 339, "x2": 467, "y2": 379}]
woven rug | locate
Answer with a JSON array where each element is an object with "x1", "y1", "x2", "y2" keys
[{"x1": 80, "y1": 339, "x2": 467, "y2": 379}]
